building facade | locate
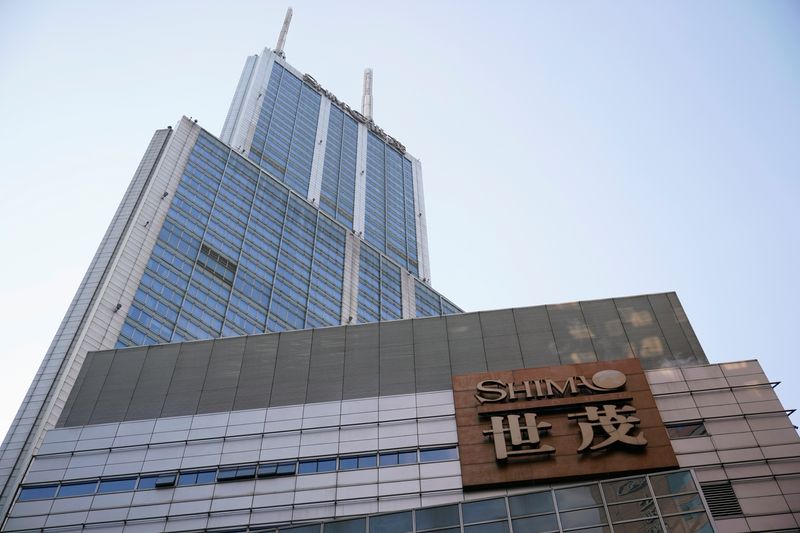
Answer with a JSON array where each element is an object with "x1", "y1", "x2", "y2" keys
[
  {"x1": 0, "y1": 41, "x2": 457, "y2": 521},
  {"x1": 3, "y1": 295, "x2": 799, "y2": 532}
]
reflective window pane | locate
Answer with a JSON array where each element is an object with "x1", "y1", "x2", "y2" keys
[
  {"x1": 663, "y1": 512, "x2": 713, "y2": 533},
  {"x1": 559, "y1": 507, "x2": 607, "y2": 529},
  {"x1": 462, "y1": 498, "x2": 507, "y2": 524},
  {"x1": 650, "y1": 471, "x2": 696, "y2": 496},
  {"x1": 509, "y1": 491, "x2": 554, "y2": 516},
  {"x1": 369, "y1": 511, "x2": 412, "y2": 533},
  {"x1": 511, "y1": 514, "x2": 558, "y2": 532},
  {"x1": 602, "y1": 477, "x2": 650, "y2": 504},
  {"x1": 657, "y1": 494, "x2": 705, "y2": 515},
  {"x1": 18, "y1": 485, "x2": 58, "y2": 501},
  {"x1": 415, "y1": 504, "x2": 460, "y2": 530},
  {"x1": 666, "y1": 422, "x2": 708, "y2": 439},
  {"x1": 607, "y1": 499, "x2": 657, "y2": 522},
  {"x1": 555, "y1": 485, "x2": 603, "y2": 510},
  {"x1": 98, "y1": 478, "x2": 137, "y2": 493}
]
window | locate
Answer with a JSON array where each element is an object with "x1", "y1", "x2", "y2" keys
[
  {"x1": 298, "y1": 457, "x2": 337, "y2": 474},
  {"x1": 218, "y1": 465, "x2": 257, "y2": 482},
  {"x1": 258, "y1": 461, "x2": 297, "y2": 478},
  {"x1": 419, "y1": 446, "x2": 458, "y2": 462},
  {"x1": 154, "y1": 473, "x2": 177, "y2": 488},
  {"x1": 18, "y1": 485, "x2": 58, "y2": 501},
  {"x1": 379, "y1": 450, "x2": 416, "y2": 466},
  {"x1": 57, "y1": 481, "x2": 98, "y2": 498},
  {"x1": 667, "y1": 422, "x2": 708, "y2": 439},
  {"x1": 177, "y1": 470, "x2": 216, "y2": 486},
  {"x1": 339, "y1": 454, "x2": 377, "y2": 470},
  {"x1": 137, "y1": 476, "x2": 159, "y2": 490},
  {"x1": 97, "y1": 478, "x2": 137, "y2": 493}
]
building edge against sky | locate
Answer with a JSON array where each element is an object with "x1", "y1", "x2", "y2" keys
[{"x1": 0, "y1": 30, "x2": 459, "y2": 519}]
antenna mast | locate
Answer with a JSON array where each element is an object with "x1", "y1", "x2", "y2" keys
[
  {"x1": 275, "y1": 7, "x2": 293, "y2": 59},
  {"x1": 362, "y1": 68, "x2": 373, "y2": 120}
]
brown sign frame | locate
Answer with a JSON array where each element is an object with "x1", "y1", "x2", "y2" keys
[{"x1": 453, "y1": 358, "x2": 678, "y2": 489}]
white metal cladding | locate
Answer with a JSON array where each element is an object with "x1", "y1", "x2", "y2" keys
[
  {"x1": 220, "y1": 54, "x2": 257, "y2": 145},
  {"x1": 352, "y1": 123, "x2": 368, "y2": 236},
  {"x1": 411, "y1": 157, "x2": 431, "y2": 282},
  {"x1": 8, "y1": 360, "x2": 799, "y2": 532},
  {"x1": 222, "y1": 49, "x2": 275, "y2": 155},
  {"x1": 339, "y1": 232, "x2": 361, "y2": 325},
  {"x1": 7, "y1": 391, "x2": 459, "y2": 531},
  {"x1": 648, "y1": 359, "x2": 800, "y2": 532},
  {"x1": 0, "y1": 119, "x2": 201, "y2": 521},
  {"x1": 306, "y1": 98, "x2": 331, "y2": 206}
]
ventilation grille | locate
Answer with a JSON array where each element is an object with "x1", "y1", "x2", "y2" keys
[{"x1": 701, "y1": 481, "x2": 743, "y2": 518}]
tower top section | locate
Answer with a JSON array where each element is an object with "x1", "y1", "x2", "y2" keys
[{"x1": 274, "y1": 7, "x2": 292, "y2": 59}]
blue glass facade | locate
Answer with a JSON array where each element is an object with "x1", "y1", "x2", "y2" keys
[
  {"x1": 248, "y1": 63, "x2": 321, "y2": 197},
  {"x1": 118, "y1": 128, "x2": 458, "y2": 348},
  {"x1": 364, "y1": 133, "x2": 419, "y2": 275},
  {"x1": 319, "y1": 106, "x2": 358, "y2": 229}
]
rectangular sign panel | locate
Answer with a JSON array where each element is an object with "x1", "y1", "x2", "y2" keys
[{"x1": 453, "y1": 358, "x2": 678, "y2": 489}]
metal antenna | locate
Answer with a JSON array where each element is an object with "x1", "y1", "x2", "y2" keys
[
  {"x1": 362, "y1": 68, "x2": 373, "y2": 120},
  {"x1": 275, "y1": 7, "x2": 293, "y2": 59}
]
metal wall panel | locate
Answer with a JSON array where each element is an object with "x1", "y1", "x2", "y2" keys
[{"x1": 58, "y1": 295, "x2": 709, "y2": 425}]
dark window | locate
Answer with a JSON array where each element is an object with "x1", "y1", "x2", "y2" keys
[
  {"x1": 462, "y1": 498, "x2": 507, "y2": 524},
  {"x1": 18, "y1": 485, "x2": 58, "y2": 501},
  {"x1": 57, "y1": 480, "x2": 98, "y2": 497},
  {"x1": 379, "y1": 451, "x2": 398, "y2": 466},
  {"x1": 415, "y1": 504, "x2": 460, "y2": 530},
  {"x1": 419, "y1": 446, "x2": 458, "y2": 462},
  {"x1": 178, "y1": 472, "x2": 199, "y2": 486},
  {"x1": 218, "y1": 465, "x2": 256, "y2": 482},
  {"x1": 97, "y1": 478, "x2": 137, "y2": 493},
  {"x1": 509, "y1": 491, "x2": 554, "y2": 516},
  {"x1": 154, "y1": 473, "x2": 177, "y2": 488},
  {"x1": 369, "y1": 511, "x2": 412, "y2": 533},
  {"x1": 667, "y1": 422, "x2": 709, "y2": 439}
]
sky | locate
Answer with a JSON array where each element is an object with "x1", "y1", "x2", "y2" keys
[{"x1": 0, "y1": 0, "x2": 798, "y2": 437}]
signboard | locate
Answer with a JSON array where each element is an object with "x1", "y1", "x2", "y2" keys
[{"x1": 453, "y1": 358, "x2": 677, "y2": 489}]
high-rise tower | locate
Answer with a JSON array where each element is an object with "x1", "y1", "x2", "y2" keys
[{"x1": 0, "y1": 12, "x2": 458, "y2": 518}]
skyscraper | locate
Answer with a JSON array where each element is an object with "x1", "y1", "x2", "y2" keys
[
  {"x1": 0, "y1": 10, "x2": 458, "y2": 519},
  {"x1": 3, "y1": 9, "x2": 800, "y2": 533}
]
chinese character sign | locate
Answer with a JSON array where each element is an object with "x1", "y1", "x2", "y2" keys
[{"x1": 453, "y1": 359, "x2": 678, "y2": 489}]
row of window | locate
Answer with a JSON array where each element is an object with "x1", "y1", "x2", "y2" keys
[{"x1": 17, "y1": 446, "x2": 459, "y2": 502}]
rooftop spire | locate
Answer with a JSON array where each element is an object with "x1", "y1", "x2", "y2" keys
[
  {"x1": 362, "y1": 68, "x2": 373, "y2": 120},
  {"x1": 275, "y1": 7, "x2": 293, "y2": 59}
]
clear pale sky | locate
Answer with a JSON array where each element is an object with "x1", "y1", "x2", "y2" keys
[{"x1": 0, "y1": 1, "x2": 798, "y2": 436}]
